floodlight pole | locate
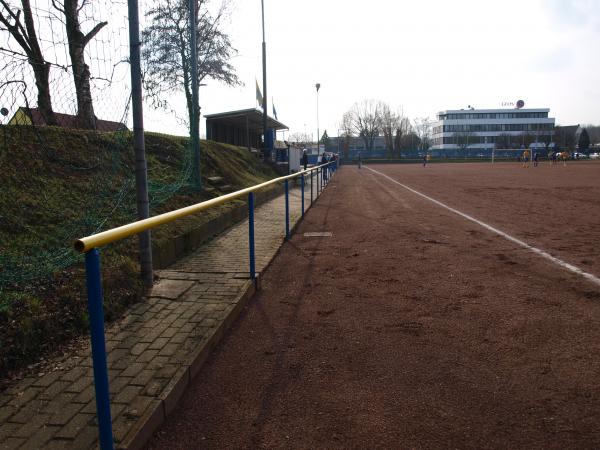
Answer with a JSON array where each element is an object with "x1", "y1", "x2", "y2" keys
[
  {"x1": 128, "y1": 0, "x2": 153, "y2": 287},
  {"x1": 261, "y1": 0, "x2": 268, "y2": 161},
  {"x1": 316, "y1": 83, "x2": 320, "y2": 156},
  {"x1": 189, "y1": 0, "x2": 202, "y2": 190}
]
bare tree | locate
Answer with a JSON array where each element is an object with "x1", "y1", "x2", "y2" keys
[
  {"x1": 582, "y1": 124, "x2": 600, "y2": 145},
  {"x1": 394, "y1": 117, "x2": 411, "y2": 157},
  {"x1": 339, "y1": 112, "x2": 354, "y2": 160},
  {"x1": 51, "y1": 0, "x2": 107, "y2": 129},
  {"x1": 554, "y1": 125, "x2": 578, "y2": 151},
  {"x1": 379, "y1": 103, "x2": 406, "y2": 158},
  {"x1": 413, "y1": 117, "x2": 433, "y2": 152},
  {"x1": 288, "y1": 131, "x2": 312, "y2": 147},
  {"x1": 345, "y1": 100, "x2": 381, "y2": 152},
  {"x1": 142, "y1": 0, "x2": 240, "y2": 130},
  {"x1": 0, "y1": 0, "x2": 57, "y2": 125}
]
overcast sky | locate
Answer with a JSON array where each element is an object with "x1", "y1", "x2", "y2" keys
[{"x1": 144, "y1": 0, "x2": 599, "y2": 139}]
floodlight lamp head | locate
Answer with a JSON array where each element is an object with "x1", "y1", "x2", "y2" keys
[{"x1": 316, "y1": 83, "x2": 321, "y2": 92}]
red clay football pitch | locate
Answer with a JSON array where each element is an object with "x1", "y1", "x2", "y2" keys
[{"x1": 147, "y1": 161, "x2": 600, "y2": 449}]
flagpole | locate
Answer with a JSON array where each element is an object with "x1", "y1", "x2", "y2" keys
[{"x1": 261, "y1": 0, "x2": 268, "y2": 161}]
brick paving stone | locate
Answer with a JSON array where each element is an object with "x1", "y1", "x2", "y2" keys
[
  {"x1": 73, "y1": 385, "x2": 96, "y2": 404},
  {"x1": 121, "y1": 362, "x2": 146, "y2": 378},
  {"x1": 7, "y1": 386, "x2": 40, "y2": 407},
  {"x1": 109, "y1": 403, "x2": 126, "y2": 422},
  {"x1": 145, "y1": 356, "x2": 170, "y2": 371},
  {"x1": 10, "y1": 401, "x2": 44, "y2": 424},
  {"x1": 53, "y1": 412, "x2": 95, "y2": 439},
  {"x1": 43, "y1": 439, "x2": 73, "y2": 450},
  {"x1": 148, "y1": 336, "x2": 170, "y2": 351},
  {"x1": 109, "y1": 376, "x2": 133, "y2": 397},
  {"x1": 13, "y1": 412, "x2": 50, "y2": 438},
  {"x1": 69, "y1": 425, "x2": 99, "y2": 449},
  {"x1": 39, "y1": 380, "x2": 70, "y2": 400},
  {"x1": 159, "y1": 327, "x2": 178, "y2": 339},
  {"x1": 143, "y1": 379, "x2": 167, "y2": 397},
  {"x1": 64, "y1": 375, "x2": 93, "y2": 394},
  {"x1": 155, "y1": 364, "x2": 178, "y2": 379},
  {"x1": 0, "y1": 406, "x2": 16, "y2": 423},
  {"x1": 157, "y1": 343, "x2": 179, "y2": 357},
  {"x1": 47, "y1": 401, "x2": 84, "y2": 426},
  {"x1": 129, "y1": 369, "x2": 155, "y2": 387},
  {"x1": 108, "y1": 368, "x2": 121, "y2": 382},
  {"x1": 0, "y1": 421, "x2": 21, "y2": 440},
  {"x1": 0, "y1": 185, "x2": 320, "y2": 449},
  {"x1": 21, "y1": 424, "x2": 59, "y2": 448},
  {"x1": 169, "y1": 332, "x2": 189, "y2": 345},
  {"x1": 113, "y1": 385, "x2": 142, "y2": 405},
  {"x1": 31, "y1": 371, "x2": 62, "y2": 388},
  {"x1": 115, "y1": 335, "x2": 140, "y2": 349},
  {"x1": 136, "y1": 349, "x2": 158, "y2": 363},
  {"x1": 0, "y1": 437, "x2": 25, "y2": 450},
  {"x1": 81, "y1": 400, "x2": 97, "y2": 415},
  {"x1": 60, "y1": 366, "x2": 89, "y2": 382}
]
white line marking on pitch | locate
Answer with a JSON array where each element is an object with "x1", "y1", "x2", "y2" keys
[{"x1": 367, "y1": 167, "x2": 600, "y2": 288}]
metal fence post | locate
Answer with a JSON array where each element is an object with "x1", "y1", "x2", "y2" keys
[
  {"x1": 84, "y1": 249, "x2": 114, "y2": 450},
  {"x1": 248, "y1": 192, "x2": 256, "y2": 286},
  {"x1": 301, "y1": 174, "x2": 305, "y2": 217},
  {"x1": 317, "y1": 168, "x2": 320, "y2": 194},
  {"x1": 310, "y1": 169, "x2": 313, "y2": 205},
  {"x1": 284, "y1": 179, "x2": 290, "y2": 239}
]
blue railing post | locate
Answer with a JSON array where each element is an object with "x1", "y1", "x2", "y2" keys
[
  {"x1": 84, "y1": 249, "x2": 114, "y2": 450},
  {"x1": 310, "y1": 169, "x2": 313, "y2": 205},
  {"x1": 248, "y1": 192, "x2": 256, "y2": 285},
  {"x1": 284, "y1": 179, "x2": 290, "y2": 239},
  {"x1": 317, "y1": 168, "x2": 320, "y2": 194},
  {"x1": 301, "y1": 174, "x2": 305, "y2": 217}
]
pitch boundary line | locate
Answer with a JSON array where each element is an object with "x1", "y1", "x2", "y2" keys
[{"x1": 367, "y1": 167, "x2": 600, "y2": 288}]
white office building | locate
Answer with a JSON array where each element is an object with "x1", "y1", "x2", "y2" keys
[{"x1": 430, "y1": 107, "x2": 556, "y2": 156}]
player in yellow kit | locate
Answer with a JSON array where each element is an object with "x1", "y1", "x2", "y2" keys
[{"x1": 522, "y1": 149, "x2": 530, "y2": 168}]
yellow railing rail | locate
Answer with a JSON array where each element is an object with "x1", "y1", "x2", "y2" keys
[{"x1": 74, "y1": 161, "x2": 335, "y2": 253}]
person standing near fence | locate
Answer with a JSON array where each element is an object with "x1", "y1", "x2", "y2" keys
[
  {"x1": 358, "y1": 152, "x2": 362, "y2": 169},
  {"x1": 302, "y1": 149, "x2": 308, "y2": 171},
  {"x1": 321, "y1": 152, "x2": 328, "y2": 183}
]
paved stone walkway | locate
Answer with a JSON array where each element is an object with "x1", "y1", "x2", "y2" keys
[{"x1": 0, "y1": 173, "x2": 330, "y2": 450}]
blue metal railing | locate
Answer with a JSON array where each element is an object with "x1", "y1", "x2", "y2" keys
[{"x1": 74, "y1": 159, "x2": 338, "y2": 449}]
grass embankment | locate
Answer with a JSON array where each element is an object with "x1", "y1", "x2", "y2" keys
[{"x1": 0, "y1": 125, "x2": 277, "y2": 380}]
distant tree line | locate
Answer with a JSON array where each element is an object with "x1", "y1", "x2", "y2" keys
[{"x1": 336, "y1": 99, "x2": 431, "y2": 159}]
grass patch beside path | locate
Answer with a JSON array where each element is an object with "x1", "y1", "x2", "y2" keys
[{"x1": 0, "y1": 125, "x2": 277, "y2": 381}]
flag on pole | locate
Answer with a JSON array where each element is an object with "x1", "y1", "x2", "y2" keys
[
  {"x1": 255, "y1": 79, "x2": 263, "y2": 107},
  {"x1": 272, "y1": 98, "x2": 278, "y2": 120}
]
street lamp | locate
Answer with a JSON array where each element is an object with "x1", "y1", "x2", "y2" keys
[{"x1": 316, "y1": 83, "x2": 320, "y2": 156}]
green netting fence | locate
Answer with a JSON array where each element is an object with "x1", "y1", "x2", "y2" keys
[{"x1": 0, "y1": 0, "x2": 196, "y2": 295}]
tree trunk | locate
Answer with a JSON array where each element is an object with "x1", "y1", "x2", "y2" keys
[
  {"x1": 69, "y1": 43, "x2": 96, "y2": 129},
  {"x1": 63, "y1": 0, "x2": 104, "y2": 130},
  {"x1": 31, "y1": 60, "x2": 57, "y2": 126},
  {"x1": 1, "y1": 0, "x2": 58, "y2": 125}
]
